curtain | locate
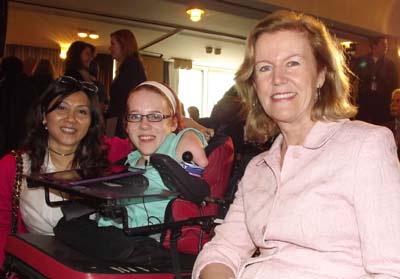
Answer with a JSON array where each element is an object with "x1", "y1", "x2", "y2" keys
[
  {"x1": 95, "y1": 53, "x2": 113, "y2": 98},
  {"x1": 5, "y1": 44, "x2": 64, "y2": 77},
  {"x1": 168, "y1": 61, "x2": 179, "y2": 94},
  {"x1": 4, "y1": 45, "x2": 114, "y2": 99}
]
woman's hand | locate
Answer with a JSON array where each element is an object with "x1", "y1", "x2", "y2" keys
[{"x1": 199, "y1": 263, "x2": 235, "y2": 279}]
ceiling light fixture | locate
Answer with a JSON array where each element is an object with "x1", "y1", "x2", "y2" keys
[
  {"x1": 88, "y1": 33, "x2": 99, "y2": 39},
  {"x1": 340, "y1": 41, "x2": 353, "y2": 49},
  {"x1": 77, "y1": 30, "x2": 99, "y2": 39},
  {"x1": 77, "y1": 32, "x2": 88, "y2": 38},
  {"x1": 186, "y1": 7, "x2": 204, "y2": 22}
]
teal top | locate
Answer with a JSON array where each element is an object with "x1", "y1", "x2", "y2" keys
[{"x1": 98, "y1": 128, "x2": 206, "y2": 229}]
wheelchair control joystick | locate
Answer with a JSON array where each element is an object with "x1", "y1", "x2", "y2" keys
[
  {"x1": 182, "y1": 151, "x2": 193, "y2": 163},
  {"x1": 180, "y1": 151, "x2": 204, "y2": 177}
]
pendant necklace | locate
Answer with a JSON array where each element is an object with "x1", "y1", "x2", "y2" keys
[{"x1": 48, "y1": 147, "x2": 75, "y2": 157}]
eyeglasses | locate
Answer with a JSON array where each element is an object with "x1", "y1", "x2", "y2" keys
[
  {"x1": 56, "y1": 75, "x2": 98, "y2": 94},
  {"x1": 126, "y1": 112, "x2": 172, "y2": 123}
]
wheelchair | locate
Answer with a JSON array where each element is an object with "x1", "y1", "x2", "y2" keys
[{"x1": 3, "y1": 135, "x2": 234, "y2": 279}]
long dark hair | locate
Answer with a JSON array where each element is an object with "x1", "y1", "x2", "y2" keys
[
  {"x1": 24, "y1": 76, "x2": 109, "y2": 173},
  {"x1": 33, "y1": 59, "x2": 55, "y2": 79},
  {"x1": 65, "y1": 41, "x2": 93, "y2": 73}
]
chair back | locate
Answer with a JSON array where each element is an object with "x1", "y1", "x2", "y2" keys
[{"x1": 161, "y1": 135, "x2": 234, "y2": 254}]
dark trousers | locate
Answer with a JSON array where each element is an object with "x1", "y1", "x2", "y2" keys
[{"x1": 54, "y1": 217, "x2": 171, "y2": 266}]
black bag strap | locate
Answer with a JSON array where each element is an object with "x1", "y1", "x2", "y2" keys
[
  {"x1": 10, "y1": 150, "x2": 23, "y2": 234},
  {"x1": 169, "y1": 227, "x2": 182, "y2": 279}
]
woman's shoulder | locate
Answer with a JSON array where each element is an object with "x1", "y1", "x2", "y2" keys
[
  {"x1": 63, "y1": 69, "x2": 84, "y2": 81},
  {"x1": 178, "y1": 128, "x2": 205, "y2": 140},
  {"x1": 0, "y1": 151, "x2": 30, "y2": 172},
  {"x1": 0, "y1": 152, "x2": 17, "y2": 168},
  {"x1": 342, "y1": 120, "x2": 393, "y2": 137},
  {"x1": 0, "y1": 152, "x2": 20, "y2": 185},
  {"x1": 121, "y1": 56, "x2": 143, "y2": 70}
]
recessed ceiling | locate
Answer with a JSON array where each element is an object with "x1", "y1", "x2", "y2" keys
[{"x1": 6, "y1": 0, "x2": 395, "y2": 70}]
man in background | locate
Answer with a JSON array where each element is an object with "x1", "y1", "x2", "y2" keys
[
  {"x1": 385, "y1": 89, "x2": 400, "y2": 158},
  {"x1": 187, "y1": 106, "x2": 200, "y2": 122},
  {"x1": 352, "y1": 36, "x2": 398, "y2": 125},
  {"x1": 198, "y1": 85, "x2": 248, "y2": 156}
]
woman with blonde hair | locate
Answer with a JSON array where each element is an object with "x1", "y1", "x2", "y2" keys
[
  {"x1": 193, "y1": 10, "x2": 400, "y2": 279},
  {"x1": 107, "y1": 29, "x2": 147, "y2": 138}
]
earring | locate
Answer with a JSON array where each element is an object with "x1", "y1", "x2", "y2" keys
[
  {"x1": 316, "y1": 87, "x2": 321, "y2": 102},
  {"x1": 42, "y1": 121, "x2": 48, "y2": 130}
]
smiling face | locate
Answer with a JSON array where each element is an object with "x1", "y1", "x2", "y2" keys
[
  {"x1": 126, "y1": 88, "x2": 177, "y2": 159},
  {"x1": 253, "y1": 30, "x2": 325, "y2": 132},
  {"x1": 45, "y1": 91, "x2": 91, "y2": 153},
  {"x1": 109, "y1": 35, "x2": 122, "y2": 62},
  {"x1": 80, "y1": 46, "x2": 93, "y2": 69}
]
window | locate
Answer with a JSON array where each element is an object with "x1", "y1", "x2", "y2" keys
[{"x1": 178, "y1": 66, "x2": 235, "y2": 117}]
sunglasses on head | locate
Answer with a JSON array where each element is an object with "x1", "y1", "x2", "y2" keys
[
  {"x1": 55, "y1": 75, "x2": 98, "y2": 94},
  {"x1": 42, "y1": 76, "x2": 99, "y2": 114}
]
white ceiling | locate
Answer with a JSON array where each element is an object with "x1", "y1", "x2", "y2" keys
[{"x1": 6, "y1": 0, "x2": 398, "y2": 70}]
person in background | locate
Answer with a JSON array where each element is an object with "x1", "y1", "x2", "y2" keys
[
  {"x1": 198, "y1": 85, "x2": 248, "y2": 156},
  {"x1": 30, "y1": 59, "x2": 55, "y2": 102},
  {"x1": 187, "y1": 106, "x2": 200, "y2": 121},
  {"x1": 352, "y1": 36, "x2": 399, "y2": 126},
  {"x1": 64, "y1": 41, "x2": 95, "y2": 82},
  {"x1": 23, "y1": 57, "x2": 36, "y2": 77},
  {"x1": 385, "y1": 88, "x2": 400, "y2": 156},
  {"x1": 193, "y1": 10, "x2": 400, "y2": 279},
  {"x1": 54, "y1": 81, "x2": 208, "y2": 262},
  {"x1": 88, "y1": 59, "x2": 108, "y2": 116},
  {"x1": 0, "y1": 56, "x2": 34, "y2": 156},
  {"x1": 107, "y1": 29, "x2": 147, "y2": 138}
]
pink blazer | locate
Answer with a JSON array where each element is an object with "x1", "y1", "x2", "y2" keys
[{"x1": 193, "y1": 120, "x2": 400, "y2": 278}]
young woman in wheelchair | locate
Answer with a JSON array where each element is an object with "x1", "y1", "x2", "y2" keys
[{"x1": 53, "y1": 80, "x2": 209, "y2": 263}]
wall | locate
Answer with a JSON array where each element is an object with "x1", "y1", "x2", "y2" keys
[{"x1": 142, "y1": 55, "x2": 164, "y2": 82}]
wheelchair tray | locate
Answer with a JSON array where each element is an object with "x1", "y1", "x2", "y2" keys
[{"x1": 25, "y1": 166, "x2": 177, "y2": 202}]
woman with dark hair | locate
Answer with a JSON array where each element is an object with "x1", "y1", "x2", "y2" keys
[
  {"x1": 0, "y1": 76, "x2": 131, "y2": 268},
  {"x1": 64, "y1": 41, "x2": 95, "y2": 82},
  {"x1": 30, "y1": 59, "x2": 55, "y2": 101},
  {"x1": 107, "y1": 29, "x2": 147, "y2": 138},
  {"x1": 0, "y1": 56, "x2": 34, "y2": 156}
]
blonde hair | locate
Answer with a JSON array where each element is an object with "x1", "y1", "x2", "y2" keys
[
  {"x1": 236, "y1": 10, "x2": 357, "y2": 141},
  {"x1": 392, "y1": 88, "x2": 400, "y2": 99}
]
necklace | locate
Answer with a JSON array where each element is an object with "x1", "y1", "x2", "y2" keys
[{"x1": 48, "y1": 147, "x2": 75, "y2": 157}]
